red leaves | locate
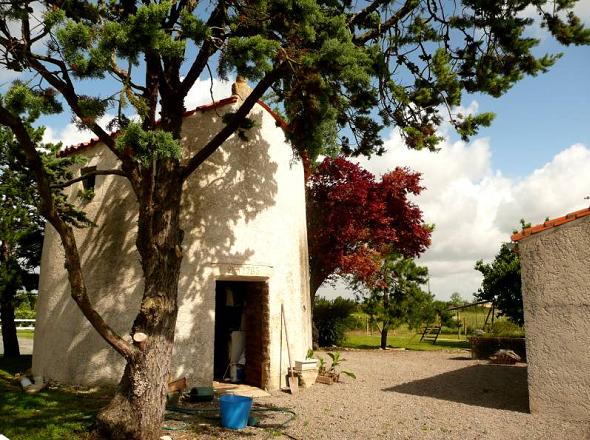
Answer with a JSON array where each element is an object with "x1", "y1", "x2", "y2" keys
[{"x1": 307, "y1": 156, "x2": 431, "y2": 293}]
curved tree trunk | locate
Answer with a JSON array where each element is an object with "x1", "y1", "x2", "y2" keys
[
  {"x1": 1, "y1": 291, "x2": 20, "y2": 357},
  {"x1": 94, "y1": 168, "x2": 184, "y2": 440}
]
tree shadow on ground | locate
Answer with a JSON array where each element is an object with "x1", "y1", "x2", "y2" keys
[
  {"x1": 0, "y1": 357, "x2": 110, "y2": 439},
  {"x1": 385, "y1": 364, "x2": 529, "y2": 413}
]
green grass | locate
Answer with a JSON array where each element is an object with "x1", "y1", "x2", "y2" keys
[
  {"x1": 16, "y1": 330, "x2": 35, "y2": 339},
  {"x1": 343, "y1": 331, "x2": 470, "y2": 351},
  {"x1": 0, "y1": 329, "x2": 35, "y2": 339},
  {"x1": 0, "y1": 355, "x2": 108, "y2": 440}
]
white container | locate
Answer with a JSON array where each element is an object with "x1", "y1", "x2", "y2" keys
[
  {"x1": 295, "y1": 359, "x2": 318, "y2": 371},
  {"x1": 19, "y1": 377, "x2": 32, "y2": 388}
]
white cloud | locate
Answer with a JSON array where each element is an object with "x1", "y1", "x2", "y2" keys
[
  {"x1": 42, "y1": 114, "x2": 115, "y2": 147},
  {"x1": 348, "y1": 126, "x2": 590, "y2": 301},
  {"x1": 521, "y1": 0, "x2": 590, "y2": 40},
  {"x1": 574, "y1": 0, "x2": 590, "y2": 22},
  {"x1": 184, "y1": 78, "x2": 232, "y2": 109}
]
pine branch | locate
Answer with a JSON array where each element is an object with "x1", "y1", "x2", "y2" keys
[
  {"x1": 353, "y1": 0, "x2": 417, "y2": 44},
  {"x1": 50, "y1": 169, "x2": 127, "y2": 189},
  {"x1": 179, "y1": 2, "x2": 227, "y2": 97},
  {"x1": 181, "y1": 64, "x2": 283, "y2": 180}
]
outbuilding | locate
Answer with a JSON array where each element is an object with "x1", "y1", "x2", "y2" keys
[
  {"x1": 32, "y1": 83, "x2": 312, "y2": 391},
  {"x1": 512, "y1": 208, "x2": 590, "y2": 420}
]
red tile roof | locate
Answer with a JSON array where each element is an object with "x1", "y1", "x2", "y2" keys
[
  {"x1": 57, "y1": 96, "x2": 287, "y2": 157},
  {"x1": 511, "y1": 207, "x2": 590, "y2": 242}
]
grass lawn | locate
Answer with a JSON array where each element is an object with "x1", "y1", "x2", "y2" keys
[
  {"x1": 16, "y1": 330, "x2": 35, "y2": 339},
  {"x1": 343, "y1": 330, "x2": 470, "y2": 351},
  {"x1": 0, "y1": 330, "x2": 35, "y2": 339},
  {"x1": 0, "y1": 355, "x2": 108, "y2": 440}
]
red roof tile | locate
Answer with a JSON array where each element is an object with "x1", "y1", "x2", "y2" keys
[
  {"x1": 511, "y1": 207, "x2": 590, "y2": 242},
  {"x1": 57, "y1": 96, "x2": 287, "y2": 157}
]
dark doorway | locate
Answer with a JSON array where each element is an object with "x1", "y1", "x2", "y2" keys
[{"x1": 214, "y1": 280, "x2": 270, "y2": 388}]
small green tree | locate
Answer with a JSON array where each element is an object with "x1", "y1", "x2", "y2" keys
[
  {"x1": 474, "y1": 243, "x2": 523, "y2": 325},
  {"x1": 449, "y1": 292, "x2": 465, "y2": 308},
  {"x1": 355, "y1": 254, "x2": 429, "y2": 349}
]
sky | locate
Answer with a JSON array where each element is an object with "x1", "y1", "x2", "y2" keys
[
  {"x1": 320, "y1": 2, "x2": 590, "y2": 301},
  {"x1": 3, "y1": 1, "x2": 590, "y2": 302}
]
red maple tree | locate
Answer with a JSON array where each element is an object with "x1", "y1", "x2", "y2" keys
[{"x1": 307, "y1": 156, "x2": 431, "y2": 299}]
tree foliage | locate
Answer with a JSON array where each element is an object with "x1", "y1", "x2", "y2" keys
[
  {"x1": 0, "y1": 0, "x2": 587, "y2": 437},
  {"x1": 354, "y1": 253, "x2": 430, "y2": 349},
  {"x1": 313, "y1": 296, "x2": 358, "y2": 347},
  {"x1": 307, "y1": 156, "x2": 431, "y2": 296},
  {"x1": 474, "y1": 242, "x2": 523, "y2": 325},
  {"x1": 0, "y1": 128, "x2": 43, "y2": 357},
  {"x1": 449, "y1": 292, "x2": 466, "y2": 308}
]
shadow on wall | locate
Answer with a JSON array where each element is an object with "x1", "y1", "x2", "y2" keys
[
  {"x1": 173, "y1": 107, "x2": 279, "y2": 382},
  {"x1": 386, "y1": 364, "x2": 530, "y2": 413},
  {"x1": 46, "y1": 169, "x2": 143, "y2": 383},
  {"x1": 46, "y1": 104, "x2": 280, "y2": 385}
]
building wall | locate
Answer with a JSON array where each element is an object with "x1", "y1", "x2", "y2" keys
[
  {"x1": 32, "y1": 99, "x2": 312, "y2": 390},
  {"x1": 518, "y1": 216, "x2": 590, "y2": 420}
]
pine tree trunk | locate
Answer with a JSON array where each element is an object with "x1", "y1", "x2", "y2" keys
[
  {"x1": 93, "y1": 337, "x2": 175, "y2": 440},
  {"x1": 93, "y1": 170, "x2": 184, "y2": 440},
  {"x1": 1, "y1": 292, "x2": 20, "y2": 357},
  {"x1": 380, "y1": 322, "x2": 389, "y2": 349}
]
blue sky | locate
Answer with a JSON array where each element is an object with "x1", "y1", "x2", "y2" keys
[{"x1": 473, "y1": 42, "x2": 590, "y2": 178}]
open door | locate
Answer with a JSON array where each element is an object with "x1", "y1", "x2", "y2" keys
[{"x1": 214, "y1": 280, "x2": 270, "y2": 388}]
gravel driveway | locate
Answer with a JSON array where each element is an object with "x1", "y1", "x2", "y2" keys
[{"x1": 170, "y1": 350, "x2": 590, "y2": 440}]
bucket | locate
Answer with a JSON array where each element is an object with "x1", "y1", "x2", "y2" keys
[{"x1": 219, "y1": 394, "x2": 253, "y2": 429}]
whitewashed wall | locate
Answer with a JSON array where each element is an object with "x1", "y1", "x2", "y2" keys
[{"x1": 32, "y1": 99, "x2": 312, "y2": 390}]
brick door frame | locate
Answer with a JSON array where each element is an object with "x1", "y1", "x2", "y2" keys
[{"x1": 213, "y1": 279, "x2": 271, "y2": 389}]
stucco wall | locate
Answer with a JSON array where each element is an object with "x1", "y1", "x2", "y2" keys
[
  {"x1": 518, "y1": 215, "x2": 590, "y2": 420},
  {"x1": 32, "y1": 99, "x2": 312, "y2": 390}
]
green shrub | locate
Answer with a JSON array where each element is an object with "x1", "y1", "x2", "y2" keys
[
  {"x1": 487, "y1": 320, "x2": 524, "y2": 337},
  {"x1": 313, "y1": 296, "x2": 357, "y2": 347},
  {"x1": 15, "y1": 291, "x2": 37, "y2": 319}
]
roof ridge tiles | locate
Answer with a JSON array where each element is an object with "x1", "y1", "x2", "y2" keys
[{"x1": 511, "y1": 207, "x2": 590, "y2": 242}]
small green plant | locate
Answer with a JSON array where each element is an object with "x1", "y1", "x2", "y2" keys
[{"x1": 317, "y1": 351, "x2": 356, "y2": 380}]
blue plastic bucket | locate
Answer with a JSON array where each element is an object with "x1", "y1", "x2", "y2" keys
[{"x1": 219, "y1": 394, "x2": 253, "y2": 429}]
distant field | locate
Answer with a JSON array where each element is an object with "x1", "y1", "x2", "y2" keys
[
  {"x1": 351, "y1": 307, "x2": 523, "y2": 338},
  {"x1": 343, "y1": 330, "x2": 469, "y2": 351}
]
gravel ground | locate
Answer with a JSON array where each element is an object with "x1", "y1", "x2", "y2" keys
[{"x1": 167, "y1": 350, "x2": 590, "y2": 440}]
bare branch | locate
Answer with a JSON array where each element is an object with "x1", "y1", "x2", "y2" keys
[
  {"x1": 110, "y1": 57, "x2": 147, "y2": 93},
  {"x1": 353, "y1": 0, "x2": 417, "y2": 44},
  {"x1": 179, "y1": 2, "x2": 227, "y2": 97},
  {"x1": 349, "y1": 0, "x2": 391, "y2": 27},
  {"x1": 50, "y1": 169, "x2": 127, "y2": 189}
]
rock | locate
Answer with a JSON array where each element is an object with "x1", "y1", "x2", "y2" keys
[{"x1": 490, "y1": 349, "x2": 521, "y2": 365}]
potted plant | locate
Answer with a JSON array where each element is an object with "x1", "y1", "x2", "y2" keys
[{"x1": 315, "y1": 352, "x2": 356, "y2": 384}]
